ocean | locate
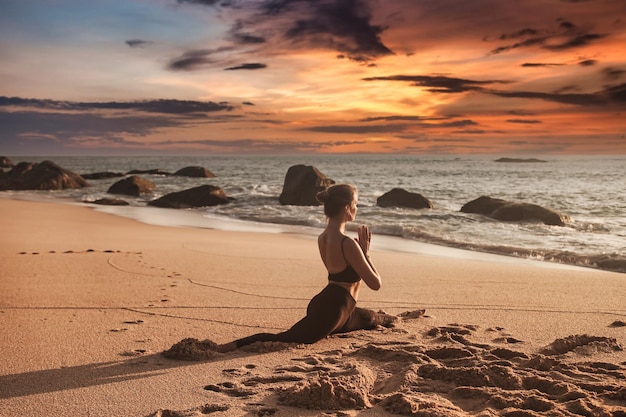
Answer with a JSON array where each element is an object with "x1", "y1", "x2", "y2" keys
[{"x1": 3, "y1": 154, "x2": 625, "y2": 273}]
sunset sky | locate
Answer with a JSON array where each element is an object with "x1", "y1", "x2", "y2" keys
[{"x1": 1, "y1": 0, "x2": 625, "y2": 155}]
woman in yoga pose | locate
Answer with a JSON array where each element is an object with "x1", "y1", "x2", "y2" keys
[{"x1": 217, "y1": 183, "x2": 390, "y2": 353}]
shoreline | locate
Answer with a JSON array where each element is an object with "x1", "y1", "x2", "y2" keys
[
  {"x1": 1, "y1": 192, "x2": 603, "y2": 273},
  {"x1": 1, "y1": 197, "x2": 625, "y2": 417}
]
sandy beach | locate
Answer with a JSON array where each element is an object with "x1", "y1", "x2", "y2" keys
[{"x1": 1, "y1": 197, "x2": 625, "y2": 417}]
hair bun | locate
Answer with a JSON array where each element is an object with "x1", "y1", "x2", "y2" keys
[{"x1": 316, "y1": 189, "x2": 329, "y2": 204}]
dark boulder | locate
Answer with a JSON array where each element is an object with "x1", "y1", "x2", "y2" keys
[
  {"x1": 0, "y1": 160, "x2": 88, "y2": 190},
  {"x1": 107, "y1": 176, "x2": 155, "y2": 196},
  {"x1": 91, "y1": 198, "x2": 130, "y2": 206},
  {"x1": 126, "y1": 169, "x2": 172, "y2": 176},
  {"x1": 81, "y1": 171, "x2": 125, "y2": 180},
  {"x1": 0, "y1": 156, "x2": 13, "y2": 168},
  {"x1": 148, "y1": 185, "x2": 231, "y2": 208},
  {"x1": 279, "y1": 165, "x2": 335, "y2": 206},
  {"x1": 461, "y1": 196, "x2": 569, "y2": 226},
  {"x1": 173, "y1": 166, "x2": 216, "y2": 178},
  {"x1": 377, "y1": 188, "x2": 433, "y2": 209}
]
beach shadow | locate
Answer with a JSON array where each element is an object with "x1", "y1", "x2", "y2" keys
[
  {"x1": 0, "y1": 348, "x2": 287, "y2": 400},
  {"x1": 0, "y1": 353, "x2": 205, "y2": 399}
]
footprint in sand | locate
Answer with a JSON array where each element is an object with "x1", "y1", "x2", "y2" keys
[
  {"x1": 149, "y1": 404, "x2": 230, "y2": 417},
  {"x1": 204, "y1": 382, "x2": 256, "y2": 398}
]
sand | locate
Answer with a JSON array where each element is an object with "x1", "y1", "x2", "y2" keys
[{"x1": 1, "y1": 197, "x2": 625, "y2": 417}]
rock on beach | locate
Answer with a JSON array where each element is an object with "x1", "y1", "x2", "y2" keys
[{"x1": 0, "y1": 160, "x2": 88, "y2": 190}]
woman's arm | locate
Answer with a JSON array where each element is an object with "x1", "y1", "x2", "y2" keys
[{"x1": 344, "y1": 225, "x2": 382, "y2": 290}]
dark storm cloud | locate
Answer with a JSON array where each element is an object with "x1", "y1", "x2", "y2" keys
[
  {"x1": 579, "y1": 59, "x2": 597, "y2": 66},
  {"x1": 174, "y1": 0, "x2": 393, "y2": 64},
  {"x1": 362, "y1": 75, "x2": 509, "y2": 93},
  {"x1": 224, "y1": 63, "x2": 267, "y2": 70},
  {"x1": 265, "y1": 0, "x2": 393, "y2": 62},
  {"x1": 0, "y1": 96, "x2": 233, "y2": 114},
  {"x1": 125, "y1": 39, "x2": 152, "y2": 48}
]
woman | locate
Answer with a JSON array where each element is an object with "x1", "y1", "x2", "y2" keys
[{"x1": 216, "y1": 183, "x2": 392, "y2": 353}]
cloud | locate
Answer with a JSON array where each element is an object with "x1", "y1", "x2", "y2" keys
[
  {"x1": 363, "y1": 74, "x2": 626, "y2": 107},
  {"x1": 269, "y1": 0, "x2": 394, "y2": 62},
  {"x1": 176, "y1": 0, "x2": 222, "y2": 6},
  {"x1": 603, "y1": 67, "x2": 626, "y2": 81},
  {"x1": 224, "y1": 63, "x2": 267, "y2": 70},
  {"x1": 0, "y1": 110, "x2": 186, "y2": 153},
  {"x1": 490, "y1": 19, "x2": 606, "y2": 55},
  {"x1": 521, "y1": 63, "x2": 564, "y2": 67},
  {"x1": 0, "y1": 96, "x2": 233, "y2": 114},
  {"x1": 362, "y1": 75, "x2": 508, "y2": 93},
  {"x1": 125, "y1": 39, "x2": 152, "y2": 48},
  {"x1": 306, "y1": 124, "x2": 409, "y2": 134},
  {"x1": 167, "y1": 47, "x2": 236, "y2": 71},
  {"x1": 579, "y1": 59, "x2": 598, "y2": 66},
  {"x1": 485, "y1": 88, "x2": 605, "y2": 106},
  {"x1": 168, "y1": 49, "x2": 214, "y2": 71},
  {"x1": 306, "y1": 118, "x2": 477, "y2": 134},
  {"x1": 174, "y1": 0, "x2": 394, "y2": 65},
  {"x1": 360, "y1": 115, "x2": 448, "y2": 122},
  {"x1": 506, "y1": 119, "x2": 542, "y2": 124},
  {"x1": 603, "y1": 83, "x2": 626, "y2": 102}
]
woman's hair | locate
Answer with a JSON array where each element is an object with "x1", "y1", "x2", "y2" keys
[{"x1": 316, "y1": 183, "x2": 357, "y2": 218}]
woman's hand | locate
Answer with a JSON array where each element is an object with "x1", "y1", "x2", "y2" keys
[{"x1": 356, "y1": 225, "x2": 372, "y2": 256}]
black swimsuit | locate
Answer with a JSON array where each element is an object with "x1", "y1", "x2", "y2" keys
[
  {"x1": 233, "y1": 236, "x2": 379, "y2": 348},
  {"x1": 328, "y1": 237, "x2": 361, "y2": 283}
]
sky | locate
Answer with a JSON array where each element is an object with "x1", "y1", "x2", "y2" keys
[{"x1": 1, "y1": 0, "x2": 625, "y2": 156}]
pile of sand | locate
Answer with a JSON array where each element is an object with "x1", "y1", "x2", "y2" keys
[{"x1": 152, "y1": 323, "x2": 625, "y2": 416}]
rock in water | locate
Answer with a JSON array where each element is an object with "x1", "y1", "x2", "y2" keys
[
  {"x1": 107, "y1": 176, "x2": 155, "y2": 196},
  {"x1": 377, "y1": 188, "x2": 433, "y2": 209},
  {"x1": 461, "y1": 196, "x2": 569, "y2": 226},
  {"x1": 148, "y1": 184, "x2": 231, "y2": 208},
  {"x1": 279, "y1": 165, "x2": 335, "y2": 206},
  {"x1": 173, "y1": 166, "x2": 216, "y2": 178}
]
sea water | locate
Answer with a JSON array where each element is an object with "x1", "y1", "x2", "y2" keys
[{"x1": 3, "y1": 154, "x2": 625, "y2": 272}]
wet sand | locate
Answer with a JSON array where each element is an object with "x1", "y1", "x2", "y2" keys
[{"x1": 1, "y1": 198, "x2": 624, "y2": 416}]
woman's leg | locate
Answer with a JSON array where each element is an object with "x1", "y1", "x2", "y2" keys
[{"x1": 230, "y1": 285, "x2": 356, "y2": 349}]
